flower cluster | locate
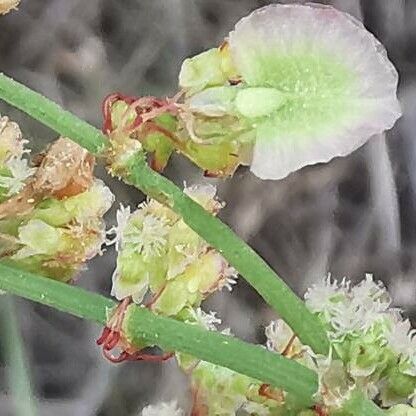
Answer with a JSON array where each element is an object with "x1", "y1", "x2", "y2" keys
[
  {"x1": 304, "y1": 274, "x2": 416, "y2": 410},
  {"x1": 109, "y1": 183, "x2": 236, "y2": 313},
  {"x1": 0, "y1": 123, "x2": 114, "y2": 281},
  {"x1": 140, "y1": 274, "x2": 415, "y2": 416}
]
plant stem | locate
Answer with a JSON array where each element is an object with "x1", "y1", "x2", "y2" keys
[
  {"x1": 0, "y1": 262, "x2": 318, "y2": 406},
  {"x1": 0, "y1": 72, "x2": 329, "y2": 355},
  {"x1": 0, "y1": 73, "x2": 107, "y2": 155},
  {"x1": 0, "y1": 296, "x2": 37, "y2": 416}
]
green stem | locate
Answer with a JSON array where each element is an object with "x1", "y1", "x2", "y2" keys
[
  {"x1": 0, "y1": 262, "x2": 318, "y2": 406},
  {"x1": 1, "y1": 296, "x2": 37, "y2": 416},
  {"x1": 0, "y1": 73, "x2": 107, "y2": 155},
  {"x1": 0, "y1": 72, "x2": 329, "y2": 355}
]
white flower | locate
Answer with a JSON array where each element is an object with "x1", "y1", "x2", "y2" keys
[
  {"x1": 0, "y1": 157, "x2": 35, "y2": 196},
  {"x1": 304, "y1": 274, "x2": 348, "y2": 314},
  {"x1": 141, "y1": 400, "x2": 184, "y2": 416},
  {"x1": 106, "y1": 204, "x2": 131, "y2": 251},
  {"x1": 191, "y1": 307, "x2": 222, "y2": 331},
  {"x1": 329, "y1": 298, "x2": 379, "y2": 338},
  {"x1": 387, "y1": 319, "x2": 416, "y2": 362},
  {"x1": 306, "y1": 274, "x2": 393, "y2": 339},
  {"x1": 351, "y1": 273, "x2": 391, "y2": 312},
  {"x1": 218, "y1": 265, "x2": 238, "y2": 292},
  {"x1": 124, "y1": 214, "x2": 169, "y2": 260}
]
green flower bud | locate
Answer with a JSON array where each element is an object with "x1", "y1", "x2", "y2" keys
[
  {"x1": 380, "y1": 367, "x2": 416, "y2": 407},
  {"x1": 179, "y1": 48, "x2": 236, "y2": 94}
]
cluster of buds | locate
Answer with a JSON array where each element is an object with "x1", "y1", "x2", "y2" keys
[
  {"x1": 98, "y1": 183, "x2": 237, "y2": 361},
  {"x1": 102, "y1": 88, "x2": 248, "y2": 178},
  {"x1": 0, "y1": 116, "x2": 114, "y2": 281}
]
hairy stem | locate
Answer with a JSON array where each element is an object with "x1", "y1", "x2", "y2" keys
[
  {"x1": 0, "y1": 72, "x2": 329, "y2": 354},
  {"x1": 0, "y1": 262, "x2": 318, "y2": 406}
]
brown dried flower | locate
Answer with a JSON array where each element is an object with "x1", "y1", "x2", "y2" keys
[{"x1": 0, "y1": 0, "x2": 20, "y2": 15}]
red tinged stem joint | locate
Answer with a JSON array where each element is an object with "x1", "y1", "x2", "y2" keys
[{"x1": 96, "y1": 297, "x2": 173, "y2": 364}]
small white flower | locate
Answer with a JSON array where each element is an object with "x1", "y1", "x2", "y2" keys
[
  {"x1": 351, "y1": 274, "x2": 391, "y2": 312},
  {"x1": 192, "y1": 307, "x2": 222, "y2": 331},
  {"x1": 304, "y1": 274, "x2": 348, "y2": 314},
  {"x1": 329, "y1": 297, "x2": 380, "y2": 339},
  {"x1": 306, "y1": 274, "x2": 392, "y2": 339},
  {"x1": 124, "y1": 214, "x2": 169, "y2": 260},
  {"x1": 387, "y1": 319, "x2": 416, "y2": 361},
  {"x1": 141, "y1": 400, "x2": 184, "y2": 416},
  {"x1": 106, "y1": 204, "x2": 131, "y2": 251},
  {"x1": 218, "y1": 265, "x2": 238, "y2": 292},
  {"x1": 0, "y1": 157, "x2": 35, "y2": 196}
]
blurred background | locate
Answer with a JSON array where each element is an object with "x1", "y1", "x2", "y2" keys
[{"x1": 0, "y1": 0, "x2": 415, "y2": 415}]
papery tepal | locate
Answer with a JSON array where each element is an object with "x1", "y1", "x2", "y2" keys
[{"x1": 180, "y1": 4, "x2": 401, "y2": 180}]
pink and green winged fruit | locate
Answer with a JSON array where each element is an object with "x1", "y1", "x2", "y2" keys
[
  {"x1": 110, "y1": 184, "x2": 237, "y2": 313},
  {"x1": 0, "y1": 136, "x2": 114, "y2": 281},
  {"x1": 179, "y1": 3, "x2": 401, "y2": 179}
]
